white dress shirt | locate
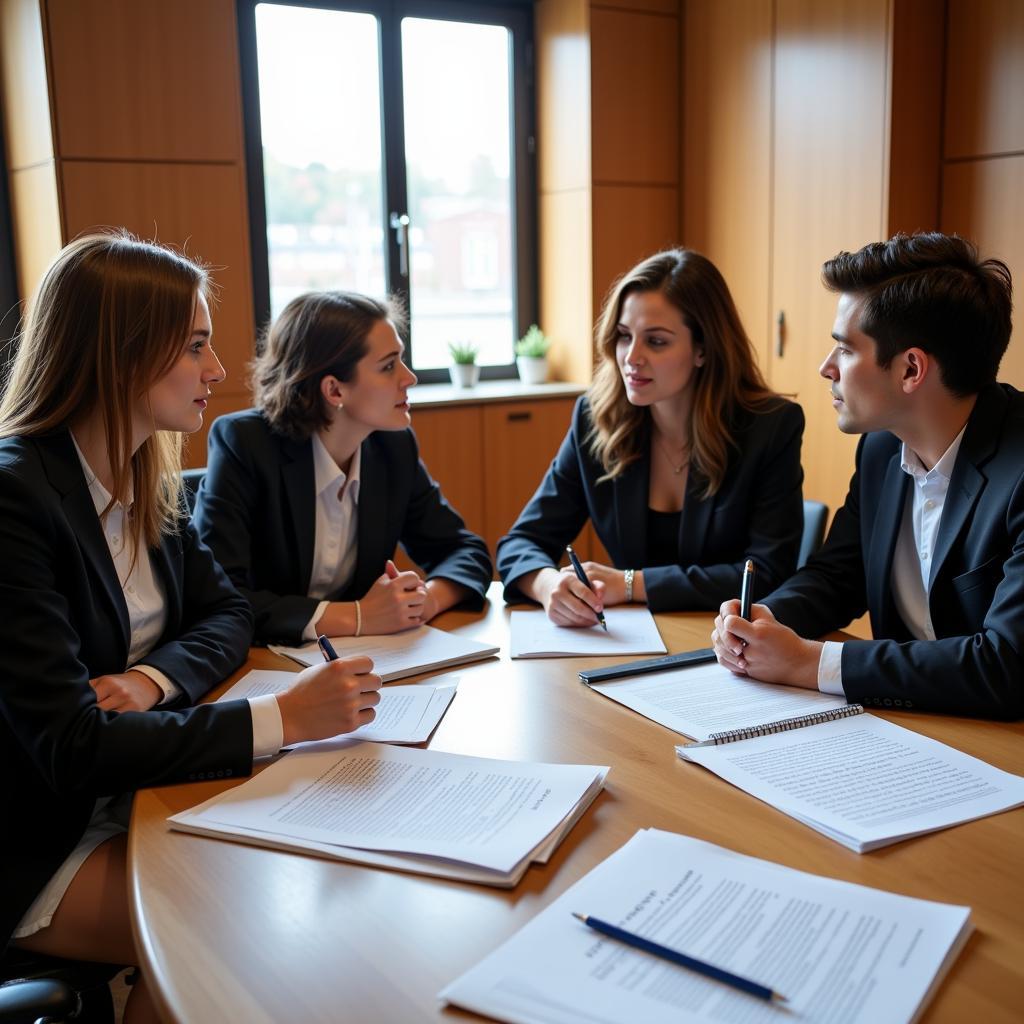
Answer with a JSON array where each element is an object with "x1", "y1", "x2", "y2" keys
[
  {"x1": 302, "y1": 433, "x2": 362, "y2": 640},
  {"x1": 817, "y1": 427, "x2": 967, "y2": 694},
  {"x1": 72, "y1": 438, "x2": 282, "y2": 756}
]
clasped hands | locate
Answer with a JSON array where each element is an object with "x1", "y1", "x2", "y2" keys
[{"x1": 711, "y1": 601, "x2": 822, "y2": 689}]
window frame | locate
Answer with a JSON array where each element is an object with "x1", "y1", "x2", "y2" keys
[
  {"x1": 237, "y1": 0, "x2": 537, "y2": 381},
  {"x1": 0, "y1": 105, "x2": 21, "y2": 369}
]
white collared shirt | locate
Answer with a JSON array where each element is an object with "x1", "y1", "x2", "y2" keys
[
  {"x1": 71, "y1": 437, "x2": 177, "y2": 702},
  {"x1": 72, "y1": 437, "x2": 282, "y2": 757},
  {"x1": 818, "y1": 426, "x2": 967, "y2": 694},
  {"x1": 302, "y1": 434, "x2": 362, "y2": 640}
]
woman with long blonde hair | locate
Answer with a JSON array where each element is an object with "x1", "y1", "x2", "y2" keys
[
  {"x1": 0, "y1": 232, "x2": 381, "y2": 1021},
  {"x1": 497, "y1": 248, "x2": 805, "y2": 625}
]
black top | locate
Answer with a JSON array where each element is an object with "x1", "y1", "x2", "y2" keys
[
  {"x1": 497, "y1": 394, "x2": 806, "y2": 611},
  {"x1": 646, "y1": 507, "x2": 682, "y2": 566},
  {"x1": 194, "y1": 409, "x2": 493, "y2": 644},
  {"x1": 0, "y1": 429, "x2": 254, "y2": 947},
  {"x1": 765, "y1": 382, "x2": 1024, "y2": 719}
]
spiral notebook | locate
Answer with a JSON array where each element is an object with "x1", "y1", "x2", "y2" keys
[{"x1": 676, "y1": 709, "x2": 1024, "y2": 852}]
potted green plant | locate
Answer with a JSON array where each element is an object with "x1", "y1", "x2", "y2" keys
[
  {"x1": 514, "y1": 325, "x2": 551, "y2": 385},
  {"x1": 448, "y1": 341, "x2": 481, "y2": 388}
]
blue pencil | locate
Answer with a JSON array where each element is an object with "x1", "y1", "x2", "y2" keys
[{"x1": 572, "y1": 912, "x2": 787, "y2": 1004}]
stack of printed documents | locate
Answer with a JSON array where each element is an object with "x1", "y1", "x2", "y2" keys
[
  {"x1": 442, "y1": 829, "x2": 972, "y2": 1023},
  {"x1": 169, "y1": 742, "x2": 608, "y2": 887}
]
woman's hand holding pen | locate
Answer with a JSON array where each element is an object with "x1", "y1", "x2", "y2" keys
[
  {"x1": 530, "y1": 566, "x2": 607, "y2": 627},
  {"x1": 711, "y1": 600, "x2": 822, "y2": 688},
  {"x1": 276, "y1": 656, "x2": 382, "y2": 745}
]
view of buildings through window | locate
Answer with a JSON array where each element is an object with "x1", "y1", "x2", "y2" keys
[{"x1": 255, "y1": 3, "x2": 515, "y2": 370}]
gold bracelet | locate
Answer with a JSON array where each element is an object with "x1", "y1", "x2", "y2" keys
[
  {"x1": 354, "y1": 599, "x2": 362, "y2": 638},
  {"x1": 623, "y1": 568, "x2": 635, "y2": 603}
]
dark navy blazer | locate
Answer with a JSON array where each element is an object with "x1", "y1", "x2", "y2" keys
[
  {"x1": 194, "y1": 410, "x2": 493, "y2": 645},
  {"x1": 765, "y1": 382, "x2": 1024, "y2": 719},
  {"x1": 0, "y1": 430, "x2": 253, "y2": 947},
  {"x1": 497, "y1": 395, "x2": 805, "y2": 611}
]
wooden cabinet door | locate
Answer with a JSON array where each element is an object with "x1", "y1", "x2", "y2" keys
[
  {"x1": 481, "y1": 398, "x2": 576, "y2": 551},
  {"x1": 768, "y1": 0, "x2": 891, "y2": 517},
  {"x1": 409, "y1": 405, "x2": 485, "y2": 538}
]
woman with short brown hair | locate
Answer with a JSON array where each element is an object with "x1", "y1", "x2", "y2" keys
[{"x1": 194, "y1": 289, "x2": 492, "y2": 644}]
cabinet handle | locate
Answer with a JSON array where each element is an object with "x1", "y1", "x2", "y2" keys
[
  {"x1": 776, "y1": 310, "x2": 786, "y2": 358},
  {"x1": 507, "y1": 411, "x2": 532, "y2": 422}
]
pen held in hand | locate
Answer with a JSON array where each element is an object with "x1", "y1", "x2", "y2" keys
[
  {"x1": 572, "y1": 912, "x2": 787, "y2": 1004},
  {"x1": 565, "y1": 545, "x2": 608, "y2": 632},
  {"x1": 317, "y1": 634, "x2": 339, "y2": 662}
]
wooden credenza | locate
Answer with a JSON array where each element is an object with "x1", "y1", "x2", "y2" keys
[{"x1": 400, "y1": 381, "x2": 608, "y2": 567}]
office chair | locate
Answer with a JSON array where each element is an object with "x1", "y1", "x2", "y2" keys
[
  {"x1": 0, "y1": 949, "x2": 121, "y2": 1024},
  {"x1": 799, "y1": 500, "x2": 828, "y2": 568},
  {"x1": 181, "y1": 467, "x2": 206, "y2": 514}
]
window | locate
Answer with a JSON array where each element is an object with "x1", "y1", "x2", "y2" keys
[
  {"x1": 0, "y1": 107, "x2": 20, "y2": 371},
  {"x1": 238, "y1": 0, "x2": 536, "y2": 380}
]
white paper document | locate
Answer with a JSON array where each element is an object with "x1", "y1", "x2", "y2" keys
[
  {"x1": 441, "y1": 828, "x2": 972, "y2": 1024},
  {"x1": 270, "y1": 624, "x2": 498, "y2": 680},
  {"x1": 590, "y1": 660, "x2": 849, "y2": 740},
  {"x1": 218, "y1": 669, "x2": 457, "y2": 745},
  {"x1": 169, "y1": 742, "x2": 608, "y2": 883},
  {"x1": 678, "y1": 712, "x2": 1024, "y2": 851},
  {"x1": 510, "y1": 606, "x2": 667, "y2": 659}
]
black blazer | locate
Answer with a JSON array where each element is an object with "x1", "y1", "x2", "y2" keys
[
  {"x1": 0, "y1": 430, "x2": 253, "y2": 947},
  {"x1": 193, "y1": 410, "x2": 493, "y2": 644},
  {"x1": 496, "y1": 396, "x2": 805, "y2": 610},
  {"x1": 764, "y1": 383, "x2": 1024, "y2": 719}
]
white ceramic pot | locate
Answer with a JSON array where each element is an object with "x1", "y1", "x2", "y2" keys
[
  {"x1": 516, "y1": 355, "x2": 548, "y2": 385},
  {"x1": 450, "y1": 363, "x2": 481, "y2": 388}
]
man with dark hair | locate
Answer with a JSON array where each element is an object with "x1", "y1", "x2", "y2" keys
[{"x1": 712, "y1": 232, "x2": 1024, "y2": 719}]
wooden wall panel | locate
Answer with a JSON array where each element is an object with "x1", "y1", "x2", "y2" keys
[
  {"x1": 540, "y1": 188, "x2": 593, "y2": 384},
  {"x1": 944, "y1": 0, "x2": 1024, "y2": 159},
  {"x1": 941, "y1": 156, "x2": 1024, "y2": 387},
  {"x1": 590, "y1": 6, "x2": 679, "y2": 185},
  {"x1": 769, "y1": 0, "x2": 890, "y2": 516},
  {"x1": 594, "y1": 0, "x2": 679, "y2": 16},
  {"x1": 535, "y1": 0, "x2": 591, "y2": 194},
  {"x1": 536, "y1": 0, "x2": 593, "y2": 385},
  {"x1": 681, "y1": 0, "x2": 773, "y2": 364},
  {"x1": 59, "y1": 161, "x2": 255, "y2": 398},
  {"x1": 0, "y1": 0, "x2": 54, "y2": 169},
  {"x1": 45, "y1": 0, "x2": 243, "y2": 161},
  {"x1": 591, "y1": 184, "x2": 679, "y2": 315},
  {"x1": 886, "y1": 0, "x2": 944, "y2": 234},
  {"x1": 8, "y1": 162, "x2": 61, "y2": 301}
]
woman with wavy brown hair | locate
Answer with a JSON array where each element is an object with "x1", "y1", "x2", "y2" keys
[
  {"x1": 194, "y1": 290, "x2": 492, "y2": 645},
  {"x1": 497, "y1": 248, "x2": 805, "y2": 625}
]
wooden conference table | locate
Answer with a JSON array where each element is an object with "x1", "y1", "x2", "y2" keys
[{"x1": 130, "y1": 585, "x2": 1024, "y2": 1022}]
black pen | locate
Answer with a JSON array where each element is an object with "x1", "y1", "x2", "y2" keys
[
  {"x1": 565, "y1": 545, "x2": 608, "y2": 631},
  {"x1": 317, "y1": 634, "x2": 339, "y2": 662},
  {"x1": 739, "y1": 558, "x2": 755, "y2": 622},
  {"x1": 572, "y1": 912, "x2": 787, "y2": 1004}
]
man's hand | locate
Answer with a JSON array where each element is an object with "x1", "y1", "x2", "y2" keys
[
  {"x1": 90, "y1": 671, "x2": 163, "y2": 712},
  {"x1": 711, "y1": 601, "x2": 822, "y2": 688}
]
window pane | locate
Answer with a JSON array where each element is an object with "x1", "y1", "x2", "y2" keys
[
  {"x1": 255, "y1": 4, "x2": 386, "y2": 320},
  {"x1": 401, "y1": 18, "x2": 515, "y2": 369}
]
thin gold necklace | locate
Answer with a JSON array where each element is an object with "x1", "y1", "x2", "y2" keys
[{"x1": 655, "y1": 432, "x2": 690, "y2": 475}]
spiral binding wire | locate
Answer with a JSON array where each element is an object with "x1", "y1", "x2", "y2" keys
[{"x1": 706, "y1": 703, "x2": 865, "y2": 745}]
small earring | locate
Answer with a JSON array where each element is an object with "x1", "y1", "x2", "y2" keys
[{"x1": 336, "y1": 402, "x2": 344, "y2": 411}]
